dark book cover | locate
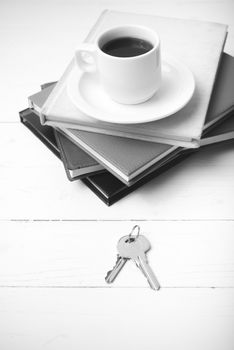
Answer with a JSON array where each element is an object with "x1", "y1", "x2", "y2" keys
[
  {"x1": 31, "y1": 53, "x2": 234, "y2": 186},
  {"x1": 20, "y1": 109, "x2": 105, "y2": 181},
  {"x1": 55, "y1": 131, "x2": 104, "y2": 181},
  {"x1": 20, "y1": 108, "x2": 233, "y2": 205}
]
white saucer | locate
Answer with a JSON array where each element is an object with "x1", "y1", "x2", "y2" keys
[{"x1": 67, "y1": 57, "x2": 195, "y2": 124}]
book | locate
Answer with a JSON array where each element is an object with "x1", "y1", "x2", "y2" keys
[
  {"x1": 57, "y1": 53, "x2": 234, "y2": 185},
  {"x1": 29, "y1": 53, "x2": 234, "y2": 186},
  {"x1": 20, "y1": 107, "x2": 234, "y2": 205},
  {"x1": 20, "y1": 109, "x2": 104, "y2": 181},
  {"x1": 55, "y1": 132, "x2": 104, "y2": 180},
  {"x1": 29, "y1": 85, "x2": 177, "y2": 185},
  {"x1": 200, "y1": 116, "x2": 234, "y2": 146},
  {"x1": 39, "y1": 10, "x2": 228, "y2": 148}
]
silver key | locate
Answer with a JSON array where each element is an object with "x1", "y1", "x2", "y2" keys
[
  {"x1": 105, "y1": 235, "x2": 150, "y2": 284},
  {"x1": 105, "y1": 254, "x2": 127, "y2": 284},
  {"x1": 118, "y1": 235, "x2": 160, "y2": 291}
]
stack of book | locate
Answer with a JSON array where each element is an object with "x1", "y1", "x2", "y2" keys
[{"x1": 20, "y1": 10, "x2": 234, "y2": 205}]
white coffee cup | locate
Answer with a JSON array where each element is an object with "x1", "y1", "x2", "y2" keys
[{"x1": 75, "y1": 25, "x2": 161, "y2": 105}]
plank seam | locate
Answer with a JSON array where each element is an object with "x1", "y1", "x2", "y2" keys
[
  {"x1": 3, "y1": 219, "x2": 234, "y2": 222},
  {"x1": 0, "y1": 286, "x2": 233, "y2": 289}
]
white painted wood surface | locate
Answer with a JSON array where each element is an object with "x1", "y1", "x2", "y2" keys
[
  {"x1": 0, "y1": 0, "x2": 234, "y2": 349},
  {"x1": 1, "y1": 289, "x2": 234, "y2": 350},
  {"x1": 1, "y1": 221, "x2": 234, "y2": 287}
]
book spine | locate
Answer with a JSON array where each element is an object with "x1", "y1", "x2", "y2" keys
[
  {"x1": 200, "y1": 132, "x2": 234, "y2": 146},
  {"x1": 40, "y1": 59, "x2": 74, "y2": 124}
]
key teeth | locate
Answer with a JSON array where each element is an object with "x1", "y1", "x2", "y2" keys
[
  {"x1": 105, "y1": 255, "x2": 121, "y2": 283},
  {"x1": 105, "y1": 255, "x2": 128, "y2": 285},
  {"x1": 105, "y1": 270, "x2": 114, "y2": 283},
  {"x1": 105, "y1": 268, "x2": 115, "y2": 283}
]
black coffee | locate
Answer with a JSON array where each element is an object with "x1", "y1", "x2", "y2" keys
[{"x1": 101, "y1": 37, "x2": 153, "y2": 58}]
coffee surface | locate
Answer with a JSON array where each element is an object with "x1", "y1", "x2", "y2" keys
[{"x1": 101, "y1": 37, "x2": 153, "y2": 57}]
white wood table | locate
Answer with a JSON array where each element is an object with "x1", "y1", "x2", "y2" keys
[{"x1": 0, "y1": 0, "x2": 234, "y2": 349}]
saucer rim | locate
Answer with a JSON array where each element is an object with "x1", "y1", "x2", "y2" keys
[{"x1": 67, "y1": 57, "x2": 195, "y2": 125}]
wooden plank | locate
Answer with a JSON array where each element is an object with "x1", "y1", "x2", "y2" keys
[
  {"x1": 0, "y1": 288, "x2": 233, "y2": 350},
  {"x1": 0, "y1": 125, "x2": 233, "y2": 220},
  {"x1": 1, "y1": 2, "x2": 233, "y2": 350},
  {"x1": 1, "y1": 221, "x2": 234, "y2": 287}
]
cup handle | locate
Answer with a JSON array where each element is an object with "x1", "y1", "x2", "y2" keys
[{"x1": 75, "y1": 43, "x2": 97, "y2": 73}]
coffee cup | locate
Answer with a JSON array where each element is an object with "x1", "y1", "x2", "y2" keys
[{"x1": 75, "y1": 25, "x2": 161, "y2": 104}]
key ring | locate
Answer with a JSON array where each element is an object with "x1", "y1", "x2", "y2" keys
[{"x1": 128, "y1": 225, "x2": 140, "y2": 240}]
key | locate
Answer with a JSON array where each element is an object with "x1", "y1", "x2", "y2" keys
[
  {"x1": 118, "y1": 235, "x2": 160, "y2": 291},
  {"x1": 105, "y1": 235, "x2": 150, "y2": 284},
  {"x1": 105, "y1": 254, "x2": 127, "y2": 284}
]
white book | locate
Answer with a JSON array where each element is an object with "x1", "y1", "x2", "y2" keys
[
  {"x1": 40, "y1": 10, "x2": 228, "y2": 148},
  {"x1": 28, "y1": 53, "x2": 234, "y2": 185}
]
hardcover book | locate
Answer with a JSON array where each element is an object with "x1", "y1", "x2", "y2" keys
[
  {"x1": 29, "y1": 53, "x2": 234, "y2": 186},
  {"x1": 20, "y1": 107, "x2": 234, "y2": 205},
  {"x1": 56, "y1": 53, "x2": 234, "y2": 185},
  {"x1": 20, "y1": 109, "x2": 104, "y2": 180},
  {"x1": 200, "y1": 116, "x2": 234, "y2": 146},
  {"x1": 55, "y1": 132, "x2": 104, "y2": 180},
  {"x1": 39, "y1": 10, "x2": 228, "y2": 148}
]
